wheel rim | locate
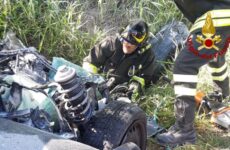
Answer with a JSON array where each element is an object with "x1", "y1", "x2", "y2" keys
[{"x1": 121, "y1": 120, "x2": 146, "y2": 149}]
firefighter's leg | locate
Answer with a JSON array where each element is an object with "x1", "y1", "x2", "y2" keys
[
  {"x1": 156, "y1": 10, "x2": 230, "y2": 147},
  {"x1": 156, "y1": 34, "x2": 210, "y2": 147},
  {"x1": 208, "y1": 57, "x2": 229, "y2": 98}
]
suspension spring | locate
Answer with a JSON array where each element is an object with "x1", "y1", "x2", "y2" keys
[{"x1": 54, "y1": 65, "x2": 93, "y2": 124}]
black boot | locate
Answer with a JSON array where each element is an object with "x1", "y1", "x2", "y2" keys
[{"x1": 156, "y1": 97, "x2": 196, "y2": 148}]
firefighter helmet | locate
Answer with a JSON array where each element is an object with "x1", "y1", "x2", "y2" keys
[{"x1": 121, "y1": 20, "x2": 149, "y2": 46}]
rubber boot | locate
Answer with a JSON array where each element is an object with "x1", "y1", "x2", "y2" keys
[{"x1": 156, "y1": 97, "x2": 196, "y2": 148}]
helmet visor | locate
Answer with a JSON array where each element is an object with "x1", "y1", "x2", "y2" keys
[{"x1": 121, "y1": 29, "x2": 146, "y2": 45}]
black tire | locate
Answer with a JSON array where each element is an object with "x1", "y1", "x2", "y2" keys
[{"x1": 81, "y1": 101, "x2": 147, "y2": 150}]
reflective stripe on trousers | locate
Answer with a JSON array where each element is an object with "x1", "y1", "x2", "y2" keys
[{"x1": 208, "y1": 62, "x2": 228, "y2": 81}]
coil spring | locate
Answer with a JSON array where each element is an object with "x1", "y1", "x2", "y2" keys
[{"x1": 54, "y1": 65, "x2": 93, "y2": 124}]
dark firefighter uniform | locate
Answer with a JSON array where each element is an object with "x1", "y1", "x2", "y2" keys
[
  {"x1": 156, "y1": 0, "x2": 230, "y2": 147},
  {"x1": 83, "y1": 20, "x2": 155, "y2": 93}
]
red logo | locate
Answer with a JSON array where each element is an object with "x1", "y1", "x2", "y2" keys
[
  {"x1": 187, "y1": 36, "x2": 230, "y2": 59},
  {"x1": 187, "y1": 12, "x2": 230, "y2": 59}
]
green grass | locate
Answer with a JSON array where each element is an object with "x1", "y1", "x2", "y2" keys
[
  {"x1": 0, "y1": 0, "x2": 101, "y2": 64},
  {"x1": 0, "y1": 0, "x2": 184, "y2": 62},
  {"x1": 0, "y1": 0, "x2": 229, "y2": 149}
]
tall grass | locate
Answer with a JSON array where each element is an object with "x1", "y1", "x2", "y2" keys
[
  {"x1": 95, "y1": 0, "x2": 184, "y2": 33},
  {"x1": 0, "y1": 0, "x2": 183, "y2": 63},
  {"x1": 0, "y1": 0, "x2": 102, "y2": 64}
]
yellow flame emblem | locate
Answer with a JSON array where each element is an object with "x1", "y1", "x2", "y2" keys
[{"x1": 196, "y1": 12, "x2": 221, "y2": 51}]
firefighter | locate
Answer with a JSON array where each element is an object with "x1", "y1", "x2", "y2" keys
[
  {"x1": 156, "y1": 0, "x2": 230, "y2": 147},
  {"x1": 83, "y1": 20, "x2": 155, "y2": 97}
]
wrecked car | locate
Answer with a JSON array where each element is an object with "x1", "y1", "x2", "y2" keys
[{"x1": 0, "y1": 31, "x2": 147, "y2": 150}]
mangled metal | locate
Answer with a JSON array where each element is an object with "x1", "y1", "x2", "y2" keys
[{"x1": 0, "y1": 32, "x2": 99, "y2": 136}]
